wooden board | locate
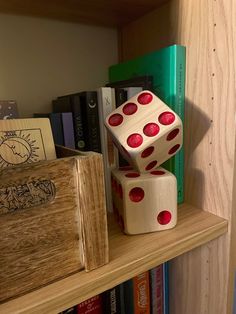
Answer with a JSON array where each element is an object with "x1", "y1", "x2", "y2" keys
[
  {"x1": 0, "y1": 148, "x2": 108, "y2": 303},
  {"x1": 0, "y1": 203, "x2": 227, "y2": 313},
  {"x1": 0, "y1": 118, "x2": 56, "y2": 169},
  {"x1": 120, "y1": 1, "x2": 236, "y2": 313},
  {"x1": 0, "y1": 0, "x2": 169, "y2": 27}
]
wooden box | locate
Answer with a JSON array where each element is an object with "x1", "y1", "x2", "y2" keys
[{"x1": 0, "y1": 145, "x2": 109, "y2": 303}]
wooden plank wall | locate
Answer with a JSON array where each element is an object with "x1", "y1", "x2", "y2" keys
[{"x1": 120, "y1": 0, "x2": 236, "y2": 313}]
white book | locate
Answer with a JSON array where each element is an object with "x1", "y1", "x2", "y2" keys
[
  {"x1": 97, "y1": 87, "x2": 117, "y2": 212},
  {"x1": 124, "y1": 87, "x2": 143, "y2": 99}
]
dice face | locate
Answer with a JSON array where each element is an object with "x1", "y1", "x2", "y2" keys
[
  {"x1": 111, "y1": 166, "x2": 177, "y2": 235},
  {"x1": 105, "y1": 91, "x2": 183, "y2": 172}
]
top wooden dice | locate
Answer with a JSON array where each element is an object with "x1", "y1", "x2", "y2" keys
[{"x1": 105, "y1": 91, "x2": 183, "y2": 173}]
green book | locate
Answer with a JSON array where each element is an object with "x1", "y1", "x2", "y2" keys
[{"x1": 109, "y1": 44, "x2": 186, "y2": 203}]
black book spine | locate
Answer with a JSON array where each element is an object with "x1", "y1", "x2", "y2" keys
[
  {"x1": 53, "y1": 95, "x2": 86, "y2": 151},
  {"x1": 70, "y1": 94, "x2": 86, "y2": 151},
  {"x1": 80, "y1": 91, "x2": 101, "y2": 153},
  {"x1": 102, "y1": 286, "x2": 121, "y2": 314}
]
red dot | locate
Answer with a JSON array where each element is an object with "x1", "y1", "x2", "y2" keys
[
  {"x1": 127, "y1": 133, "x2": 143, "y2": 148},
  {"x1": 143, "y1": 123, "x2": 160, "y2": 137},
  {"x1": 157, "y1": 210, "x2": 172, "y2": 225},
  {"x1": 123, "y1": 103, "x2": 138, "y2": 115},
  {"x1": 168, "y1": 144, "x2": 181, "y2": 155},
  {"x1": 108, "y1": 113, "x2": 123, "y2": 126},
  {"x1": 125, "y1": 173, "x2": 140, "y2": 178},
  {"x1": 141, "y1": 146, "x2": 154, "y2": 158},
  {"x1": 119, "y1": 166, "x2": 133, "y2": 171},
  {"x1": 129, "y1": 187, "x2": 145, "y2": 202},
  {"x1": 158, "y1": 112, "x2": 175, "y2": 125},
  {"x1": 150, "y1": 170, "x2": 165, "y2": 175},
  {"x1": 145, "y1": 160, "x2": 158, "y2": 171},
  {"x1": 167, "y1": 128, "x2": 180, "y2": 141},
  {"x1": 137, "y1": 92, "x2": 153, "y2": 105}
]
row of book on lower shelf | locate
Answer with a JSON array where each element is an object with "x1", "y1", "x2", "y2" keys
[{"x1": 60, "y1": 263, "x2": 169, "y2": 314}]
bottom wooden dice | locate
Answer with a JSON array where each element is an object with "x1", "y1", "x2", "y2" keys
[{"x1": 111, "y1": 166, "x2": 177, "y2": 234}]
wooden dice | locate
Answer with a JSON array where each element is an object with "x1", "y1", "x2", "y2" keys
[
  {"x1": 105, "y1": 91, "x2": 183, "y2": 173},
  {"x1": 112, "y1": 166, "x2": 177, "y2": 234}
]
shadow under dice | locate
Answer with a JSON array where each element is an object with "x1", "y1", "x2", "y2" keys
[
  {"x1": 111, "y1": 166, "x2": 177, "y2": 235},
  {"x1": 105, "y1": 90, "x2": 183, "y2": 173}
]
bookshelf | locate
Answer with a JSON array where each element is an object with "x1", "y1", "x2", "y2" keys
[
  {"x1": 0, "y1": 204, "x2": 227, "y2": 313},
  {"x1": 0, "y1": 0, "x2": 235, "y2": 314}
]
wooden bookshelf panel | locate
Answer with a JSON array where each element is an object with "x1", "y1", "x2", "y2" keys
[
  {"x1": 0, "y1": 203, "x2": 227, "y2": 314},
  {"x1": 0, "y1": 0, "x2": 169, "y2": 27}
]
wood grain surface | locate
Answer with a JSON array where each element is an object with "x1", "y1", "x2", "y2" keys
[
  {"x1": 0, "y1": 158, "x2": 82, "y2": 302},
  {"x1": 0, "y1": 148, "x2": 108, "y2": 303},
  {"x1": 0, "y1": 118, "x2": 56, "y2": 169},
  {"x1": 0, "y1": 203, "x2": 227, "y2": 313},
  {"x1": 120, "y1": 0, "x2": 236, "y2": 313}
]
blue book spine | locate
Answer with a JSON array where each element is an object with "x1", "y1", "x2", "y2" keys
[{"x1": 61, "y1": 112, "x2": 75, "y2": 149}]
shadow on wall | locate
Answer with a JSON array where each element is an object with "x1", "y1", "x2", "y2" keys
[{"x1": 184, "y1": 98, "x2": 212, "y2": 209}]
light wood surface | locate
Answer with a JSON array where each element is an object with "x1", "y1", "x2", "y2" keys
[
  {"x1": 0, "y1": 203, "x2": 227, "y2": 313},
  {"x1": 120, "y1": 0, "x2": 236, "y2": 313},
  {"x1": 0, "y1": 0, "x2": 169, "y2": 27},
  {"x1": 0, "y1": 118, "x2": 56, "y2": 169}
]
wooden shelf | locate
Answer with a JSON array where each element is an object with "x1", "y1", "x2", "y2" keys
[
  {"x1": 0, "y1": 203, "x2": 227, "y2": 314},
  {"x1": 0, "y1": 0, "x2": 169, "y2": 27}
]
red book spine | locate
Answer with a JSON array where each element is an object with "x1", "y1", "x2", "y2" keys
[
  {"x1": 133, "y1": 272, "x2": 151, "y2": 314},
  {"x1": 77, "y1": 295, "x2": 102, "y2": 314}
]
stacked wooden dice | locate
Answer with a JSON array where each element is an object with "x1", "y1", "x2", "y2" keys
[{"x1": 105, "y1": 91, "x2": 183, "y2": 235}]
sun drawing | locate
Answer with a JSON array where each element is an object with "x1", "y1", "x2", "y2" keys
[{"x1": 0, "y1": 130, "x2": 40, "y2": 168}]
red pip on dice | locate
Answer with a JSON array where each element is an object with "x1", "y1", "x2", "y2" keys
[{"x1": 105, "y1": 90, "x2": 183, "y2": 235}]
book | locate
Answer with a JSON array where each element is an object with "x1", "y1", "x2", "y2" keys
[
  {"x1": 34, "y1": 112, "x2": 64, "y2": 146},
  {"x1": 109, "y1": 44, "x2": 186, "y2": 204},
  {"x1": 163, "y1": 262, "x2": 169, "y2": 314},
  {"x1": 107, "y1": 75, "x2": 153, "y2": 91},
  {"x1": 0, "y1": 118, "x2": 56, "y2": 169},
  {"x1": 60, "y1": 306, "x2": 77, "y2": 313},
  {"x1": 149, "y1": 265, "x2": 164, "y2": 314},
  {"x1": 97, "y1": 87, "x2": 117, "y2": 212},
  {"x1": 0, "y1": 100, "x2": 19, "y2": 119},
  {"x1": 61, "y1": 112, "x2": 75, "y2": 149},
  {"x1": 77, "y1": 295, "x2": 103, "y2": 314},
  {"x1": 102, "y1": 285, "x2": 122, "y2": 314},
  {"x1": 53, "y1": 95, "x2": 86, "y2": 150},
  {"x1": 124, "y1": 271, "x2": 151, "y2": 314},
  {"x1": 78, "y1": 91, "x2": 101, "y2": 153}
]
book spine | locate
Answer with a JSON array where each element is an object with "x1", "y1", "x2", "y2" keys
[
  {"x1": 49, "y1": 113, "x2": 64, "y2": 146},
  {"x1": 97, "y1": 87, "x2": 116, "y2": 212},
  {"x1": 169, "y1": 45, "x2": 186, "y2": 204},
  {"x1": 60, "y1": 306, "x2": 77, "y2": 313},
  {"x1": 34, "y1": 112, "x2": 64, "y2": 146},
  {"x1": 163, "y1": 262, "x2": 169, "y2": 314},
  {"x1": 77, "y1": 295, "x2": 103, "y2": 314},
  {"x1": 81, "y1": 92, "x2": 101, "y2": 153},
  {"x1": 102, "y1": 285, "x2": 121, "y2": 314},
  {"x1": 124, "y1": 279, "x2": 134, "y2": 313},
  {"x1": 150, "y1": 265, "x2": 164, "y2": 314},
  {"x1": 71, "y1": 95, "x2": 87, "y2": 151},
  {"x1": 61, "y1": 112, "x2": 75, "y2": 149},
  {"x1": 133, "y1": 272, "x2": 150, "y2": 314}
]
